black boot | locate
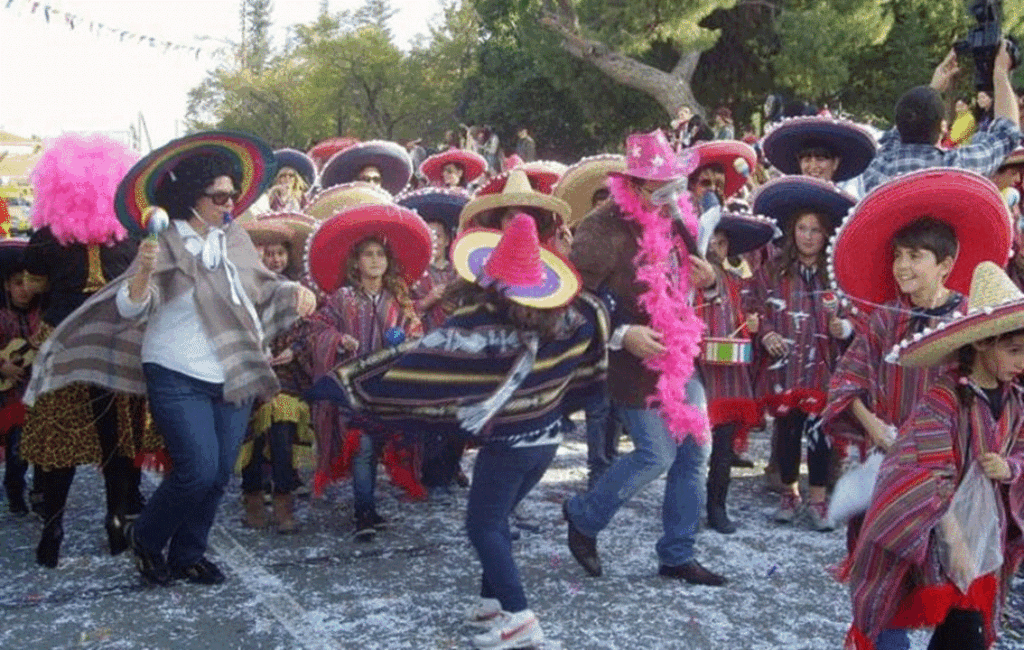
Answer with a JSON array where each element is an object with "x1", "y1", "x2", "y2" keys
[
  {"x1": 707, "y1": 425, "x2": 737, "y2": 534},
  {"x1": 35, "y1": 467, "x2": 74, "y2": 568}
]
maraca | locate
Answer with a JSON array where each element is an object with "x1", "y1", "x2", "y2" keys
[
  {"x1": 142, "y1": 206, "x2": 169, "y2": 239},
  {"x1": 732, "y1": 156, "x2": 751, "y2": 179},
  {"x1": 821, "y1": 290, "x2": 838, "y2": 314},
  {"x1": 383, "y1": 326, "x2": 406, "y2": 347}
]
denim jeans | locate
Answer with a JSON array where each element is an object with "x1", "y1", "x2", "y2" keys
[
  {"x1": 136, "y1": 364, "x2": 252, "y2": 568},
  {"x1": 876, "y1": 628, "x2": 910, "y2": 650},
  {"x1": 466, "y1": 442, "x2": 557, "y2": 613},
  {"x1": 566, "y1": 378, "x2": 711, "y2": 567},
  {"x1": 240, "y1": 422, "x2": 298, "y2": 494},
  {"x1": 351, "y1": 431, "x2": 384, "y2": 517}
]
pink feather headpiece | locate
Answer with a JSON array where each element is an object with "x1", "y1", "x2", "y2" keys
[{"x1": 30, "y1": 133, "x2": 139, "y2": 246}]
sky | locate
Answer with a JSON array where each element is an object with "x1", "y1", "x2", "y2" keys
[{"x1": 0, "y1": 0, "x2": 444, "y2": 147}]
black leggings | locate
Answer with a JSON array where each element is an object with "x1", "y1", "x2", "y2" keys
[
  {"x1": 775, "y1": 409, "x2": 830, "y2": 487},
  {"x1": 927, "y1": 608, "x2": 985, "y2": 650}
]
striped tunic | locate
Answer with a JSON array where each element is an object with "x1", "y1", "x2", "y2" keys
[
  {"x1": 845, "y1": 376, "x2": 1024, "y2": 647},
  {"x1": 697, "y1": 266, "x2": 754, "y2": 404},
  {"x1": 746, "y1": 257, "x2": 846, "y2": 398},
  {"x1": 411, "y1": 263, "x2": 459, "y2": 332},
  {"x1": 822, "y1": 295, "x2": 963, "y2": 450}
]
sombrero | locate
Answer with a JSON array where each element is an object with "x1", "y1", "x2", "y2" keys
[
  {"x1": 396, "y1": 186, "x2": 470, "y2": 236},
  {"x1": 305, "y1": 181, "x2": 393, "y2": 221},
  {"x1": 114, "y1": 130, "x2": 276, "y2": 238},
  {"x1": 714, "y1": 211, "x2": 779, "y2": 256},
  {"x1": 243, "y1": 212, "x2": 316, "y2": 278},
  {"x1": 891, "y1": 262, "x2": 1024, "y2": 367},
  {"x1": 761, "y1": 116, "x2": 877, "y2": 182},
  {"x1": 830, "y1": 168, "x2": 1012, "y2": 311},
  {"x1": 305, "y1": 203, "x2": 432, "y2": 294},
  {"x1": 450, "y1": 213, "x2": 580, "y2": 310},
  {"x1": 752, "y1": 175, "x2": 856, "y2": 236},
  {"x1": 553, "y1": 154, "x2": 626, "y2": 228},
  {"x1": 319, "y1": 140, "x2": 412, "y2": 195},
  {"x1": 419, "y1": 149, "x2": 487, "y2": 186},
  {"x1": 475, "y1": 165, "x2": 561, "y2": 197},
  {"x1": 999, "y1": 147, "x2": 1024, "y2": 170},
  {"x1": 307, "y1": 137, "x2": 360, "y2": 170},
  {"x1": 687, "y1": 140, "x2": 757, "y2": 199},
  {"x1": 274, "y1": 149, "x2": 317, "y2": 186},
  {"x1": 459, "y1": 169, "x2": 570, "y2": 234}
]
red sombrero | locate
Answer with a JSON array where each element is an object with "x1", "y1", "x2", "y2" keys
[
  {"x1": 114, "y1": 131, "x2": 276, "y2": 238},
  {"x1": 307, "y1": 137, "x2": 360, "y2": 170},
  {"x1": 305, "y1": 203, "x2": 432, "y2": 294},
  {"x1": 419, "y1": 149, "x2": 487, "y2": 185},
  {"x1": 830, "y1": 168, "x2": 1012, "y2": 312},
  {"x1": 687, "y1": 141, "x2": 757, "y2": 199},
  {"x1": 475, "y1": 165, "x2": 561, "y2": 196}
]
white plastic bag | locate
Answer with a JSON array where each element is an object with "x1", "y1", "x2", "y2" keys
[
  {"x1": 827, "y1": 450, "x2": 884, "y2": 524},
  {"x1": 936, "y1": 461, "x2": 1004, "y2": 593}
]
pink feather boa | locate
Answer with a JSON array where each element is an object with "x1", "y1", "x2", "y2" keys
[
  {"x1": 30, "y1": 133, "x2": 139, "y2": 246},
  {"x1": 607, "y1": 175, "x2": 709, "y2": 444}
]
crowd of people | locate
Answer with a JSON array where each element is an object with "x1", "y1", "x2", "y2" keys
[{"x1": 1, "y1": 40, "x2": 1024, "y2": 650}]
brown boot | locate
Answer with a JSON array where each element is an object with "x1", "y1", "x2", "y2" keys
[
  {"x1": 273, "y1": 493, "x2": 297, "y2": 534},
  {"x1": 243, "y1": 492, "x2": 269, "y2": 528}
]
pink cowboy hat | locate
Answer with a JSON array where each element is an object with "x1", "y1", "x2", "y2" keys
[{"x1": 609, "y1": 129, "x2": 696, "y2": 182}]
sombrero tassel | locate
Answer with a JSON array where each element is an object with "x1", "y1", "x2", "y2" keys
[{"x1": 457, "y1": 333, "x2": 539, "y2": 435}]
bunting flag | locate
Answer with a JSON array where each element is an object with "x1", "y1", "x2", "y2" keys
[{"x1": 2, "y1": 0, "x2": 230, "y2": 61}]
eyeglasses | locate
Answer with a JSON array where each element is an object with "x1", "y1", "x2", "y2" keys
[
  {"x1": 359, "y1": 174, "x2": 383, "y2": 184},
  {"x1": 203, "y1": 190, "x2": 240, "y2": 206}
]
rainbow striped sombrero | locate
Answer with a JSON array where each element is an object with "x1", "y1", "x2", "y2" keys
[{"x1": 114, "y1": 131, "x2": 276, "y2": 237}]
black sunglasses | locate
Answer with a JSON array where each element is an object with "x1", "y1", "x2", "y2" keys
[{"x1": 204, "y1": 190, "x2": 241, "y2": 206}]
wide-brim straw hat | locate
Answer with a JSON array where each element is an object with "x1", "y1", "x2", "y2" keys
[
  {"x1": 305, "y1": 203, "x2": 432, "y2": 294},
  {"x1": 892, "y1": 262, "x2": 1024, "y2": 367},
  {"x1": 419, "y1": 149, "x2": 487, "y2": 185},
  {"x1": 274, "y1": 148, "x2": 317, "y2": 187},
  {"x1": 761, "y1": 116, "x2": 877, "y2": 182},
  {"x1": 305, "y1": 181, "x2": 393, "y2": 221},
  {"x1": 242, "y1": 212, "x2": 316, "y2": 278},
  {"x1": 830, "y1": 168, "x2": 1012, "y2": 312},
  {"x1": 319, "y1": 140, "x2": 413, "y2": 195},
  {"x1": 459, "y1": 169, "x2": 570, "y2": 234},
  {"x1": 553, "y1": 154, "x2": 626, "y2": 228},
  {"x1": 396, "y1": 186, "x2": 470, "y2": 236},
  {"x1": 114, "y1": 130, "x2": 276, "y2": 238},
  {"x1": 687, "y1": 140, "x2": 758, "y2": 199},
  {"x1": 751, "y1": 175, "x2": 856, "y2": 237}
]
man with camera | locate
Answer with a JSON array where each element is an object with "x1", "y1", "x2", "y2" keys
[{"x1": 862, "y1": 40, "x2": 1020, "y2": 193}]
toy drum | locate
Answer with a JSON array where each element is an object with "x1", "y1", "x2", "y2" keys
[{"x1": 701, "y1": 337, "x2": 752, "y2": 365}]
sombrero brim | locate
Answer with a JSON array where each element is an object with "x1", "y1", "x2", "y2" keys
[
  {"x1": 419, "y1": 150, "x2": 487, "y2": 185},
  {"x1": 114, "y1": 130, "x2": 276, "y2": 238},
  {"x1": 895, "y1": 300, "x2": 1024, "y2": 367},
  {"x1": 244, "y1": 212, "x2": 315, "y2": 278},
  {"x1": 715, "y1": 213, "x2": 779, "y2": 256},
  {"x1": 830, "y1": 168, "x2": 1012, "y2": 310},
  {"x1": 274, "y1": 149, "x2": 317, "y2": 186},
  {"x1": 397, "y1": 188, "x2": 470, "y2": 235},
  {"x1": 761, "y1": 118, "x2": 877, "y2": 182},
  {"x1": 553, "y1": 155, "x2": 626, "y2": 228},
  {"x1": 307, "y1": 137, "x2": 360, "y2": 169},
  {"x1": 0, "y1": 239, "x2": 28, "y2": 277},
  {"x1": 476, "y1": 167, "x2": 561, "y2": 196},
  {"x1": 305, "y1": 203, "x2": 432, "y2": 294},
  {"x1": 320, "y1": 141, "x2": 412, "y2": 195},
  {"x1": 458, "y1": 191, "x2": 570, "y2": 233},
  {"x1": 450, "y1": 228, "x2": 581, "y2": 309},
  {"x1": 305, "y1": 182, "x2": 393, "y2": 221},
  {"x1": 689, "y1": 141, "x2": 757, "y2": 199},
  {"x1": 752, "y1": 176, "x2": 856, "y2": 236}
]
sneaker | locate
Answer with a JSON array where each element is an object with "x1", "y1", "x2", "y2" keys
[
  {"x1": 369, "y1": 510, "x2": 388, "y2": 530},
  {"x1": 465, "y1": 597, "x2": 503, "y2": 629},
  {"x1": 353, "y1": 512, "x2": 377, "y2": 542},
  {"x1": 172, "y1": 558, "x2": 227, "y2": 585},
  {"x1": 773, "y1": 494, "x2": 802, "y2": 523},
  {"x1": 805, "y1": 500, "x2": 835, "y2": 532},
  {"x1": 471, "y1": 609, "x2": 543, "y2": 649},
  {"x1": 127, "y1": 523, "x2": 171, "y2": 586}
]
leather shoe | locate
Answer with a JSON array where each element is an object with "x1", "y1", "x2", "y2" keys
[
  {"x1": 563, "y1": 499, "x2": 601, "y2": 577},
  {"x1": 658, "y1": 560, "x2": 728, "y2": 586}
]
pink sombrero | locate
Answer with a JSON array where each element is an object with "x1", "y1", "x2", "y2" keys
[
  {"x1": 450, "y1": 213, "x2": 580, "y2": 310},
  {"x1": 114, "y1": 130, "x2": 275, "y2": 238},
  {"x1": 686, "y1": 140, "x2": 757, "y2": 199},
  {"x1": 419, "y1": 149, "x2": 487, "y2": 185},
  {"x1": 830, "y1": 168, "x2": 1012, "y2": 312},
  {"x1": 305, "y1": 203, "x2": 432, "y2": 294}
]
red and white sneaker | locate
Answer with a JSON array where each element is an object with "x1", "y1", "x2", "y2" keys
[
  {"x1": 472, "y1": 609, "x2": 544, "y2": 649},
  {"x1": 465, "y1": 597, "x2": 503, "y2": 629}
]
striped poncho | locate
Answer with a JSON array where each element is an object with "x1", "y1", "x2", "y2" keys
[
  {"x1": 843, "y1": 375, "x2": 1024, "y2": 648},
  {"x1": 307, "y1": 292, "x2": 608, "y2": 445}
]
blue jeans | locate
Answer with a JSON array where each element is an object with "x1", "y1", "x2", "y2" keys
[
  {"x1": 566, "y1": 378, "x2": 710, "y2": 567},
  {"x1": 466, "y1": 442, "x2": 557, "y2": 613},
  {"x1": 240, "y1": 422, "x2": 298, "y2": 494},
  {"x1": 876, "y1": 629, "x2": 910, "y2": 650},
  {"x1": 136, "y1": 364, "x2": 252, "y2": 568},
  {"x1": 351, "y1": 431, "x2": 383, "y2": 517}
]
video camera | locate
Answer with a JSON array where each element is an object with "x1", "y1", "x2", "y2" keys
[{"x1": 953, "y1": 0, "x2": 1020, "y2": 92}]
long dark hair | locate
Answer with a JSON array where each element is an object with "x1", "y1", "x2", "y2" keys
[
  {"x1": 954, "y1": 327, "x2": 1024, "y2": 406},
  {"x1": 154, "y1": 153, "x2": 240, "y2": 221},
  {"x1": 773, "y1": 210, "x2": 833, "y2": 285},
  {"x1": 443, "y1": 279, "x2": 567, "y2": 341},
  {"x1": 345, "y1": 236, "x2": 417, "y2": 322}
]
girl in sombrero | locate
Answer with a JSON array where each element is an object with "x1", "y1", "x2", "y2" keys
[
  {"x1": 419, "y1": 149, "x2": 487, "y2": 190},
  {"x1": 843, "y1": 261, "x2": 1024, "y2": 650},
  {"x1": 303, "y1": 204, "x2": 429, "y2": 541},
  {"x1": 267, "y1": 149, "x2": 316, "y2": 212},
  {"x1": 306, "y1": 214, "x2": 606, "y2": 649}
]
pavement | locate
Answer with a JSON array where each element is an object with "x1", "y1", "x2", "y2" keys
[{"x1": 3, "y1": 425, "x2": 1024, "y2": 650}]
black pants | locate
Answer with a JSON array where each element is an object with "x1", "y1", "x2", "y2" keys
[
  {"x1": 776, "y1": 409, "x2": 830, "y2": 487},
  {"x1": 421, "y1": 432, "x2": 465, "y2": 488},
  {"x1": 927, "y1": 608, "x2": 985, "y2": 650},
  {"x1": 3, "y1": 425, "x2": 29, "y2": 504}
]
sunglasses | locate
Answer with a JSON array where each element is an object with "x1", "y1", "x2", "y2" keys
[
  {"x1": 203, "y1": 190, "x2": 241, "y2": 206},
  {"x1": 359, "y1": 174, "x2": 383, "y2": 184}
]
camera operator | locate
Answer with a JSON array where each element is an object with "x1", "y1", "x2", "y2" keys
[{"x1": 862, "y1": 40, "x2": 1020, "y2": 192}]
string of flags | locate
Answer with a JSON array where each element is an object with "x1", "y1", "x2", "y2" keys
[{"x1": 2, "y1": 0, "x2": 231, "y2": 61}]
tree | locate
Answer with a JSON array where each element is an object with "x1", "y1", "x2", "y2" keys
[{"x1": 241, "y1": 0, "x2": 274, "y2": 73}]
